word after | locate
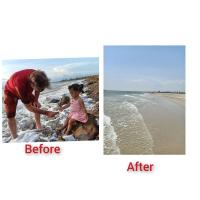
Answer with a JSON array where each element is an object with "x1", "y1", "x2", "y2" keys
[{"x1": 127, "y1": 161, "x2": 154, "y2": 172}]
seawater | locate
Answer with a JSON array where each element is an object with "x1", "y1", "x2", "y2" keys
[
  {"x1": 104, "y1": 90, "x2": 154, "y2": 155},
  {"x1": 2, "y1": 80, "x2": 94, "y2": 143}
]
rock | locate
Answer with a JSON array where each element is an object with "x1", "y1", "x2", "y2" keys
[
  {"x1": 19, "y1": 117, "x2": 35, "y2": 131},
  {"x1": 87, "y1": 98, "x2": 93, "y2": 103},
  {"x1": 71, "y1": 114, "x2": 99, "y2": 140},
  {"x1": 49, "y1": 99, "x2": 60, "y2": 103},
  {"x1": 45, "y1": 118, "x2": 60, "y2": 130},
  {"x1": 46, "y1": 96, "x2": 60, "y2": 103},
  {"x1": 39, "y1": 136, "x2": 49, "y2": 142},
  {"x1": 92, "y1": 102, "x2": 99, "y2": 117},
  {"x1": 2, "y1": 131, "x2": 12, "y2": 143},
  {"x1": 63, "y1": 135, "x2": 76, "y2": 141},
  {"x1": 57, "y1": 135, "x2": 66, "y2": 141},
  {"x1": 2, "y1": 119, "x2": 7, "y2": 127},
  {"x1": 84, "y1": 75, "x2": 99, "y2": 115},
  {"x1": 49, "y1": 135, "x2": 58, "y2": 142},
  {"x1": 12, "y1": 131, "x2": 40, "y2": 143}
]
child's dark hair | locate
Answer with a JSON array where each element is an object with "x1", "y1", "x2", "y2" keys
[{"x1": 68, "y1": 83, "x2": 84, "y2": 93}]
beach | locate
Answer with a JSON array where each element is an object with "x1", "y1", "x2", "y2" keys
[
  {"x1": 2, "y1": 75, "x2": 99, "y2": 143},
  {"x1": 152, "y1": 93, "x2": 185, "y2": 106},
  {"x1": 104, "y1": 91, "x2": 185, "y2": 155}
]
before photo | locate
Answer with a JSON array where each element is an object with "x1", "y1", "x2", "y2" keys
[{"x1": 2, "y1": 57, "x2": 99, "y2": 143}]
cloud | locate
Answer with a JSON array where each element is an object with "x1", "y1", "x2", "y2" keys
[
  {"x1": 2, "y1": 59, "x2": 99, "y2": 82},
  {"x1": 53, "y1": 67, "x2": 66, "y2": 73},
  {"x1": 45, "y1": 62, "x2": 98, "y2": 81},
  {"x1": 129, "y1": 78, "x2": 185, "y2": 91}
]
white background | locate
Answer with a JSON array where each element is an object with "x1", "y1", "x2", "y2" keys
[{"x1": 0, "y1": 0, "x2": 200, "y2": 199}]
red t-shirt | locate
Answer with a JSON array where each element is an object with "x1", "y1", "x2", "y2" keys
[{"x1": 5, "y1": 69, "x2": 36, "y2": 104}]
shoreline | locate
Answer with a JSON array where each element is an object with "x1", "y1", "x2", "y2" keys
[
  {"x1": 104, "y1": 90, "x2": 185, "y2": 155},
  {"x1": 84, "y1": 75, "x2": 99, "y2": 117},
  {"x1": 151, "y1": 92, "x2": 185, "y2": 106},
  {"x1": 2, "y1": 75, "x2": 99, "y2": 143}
]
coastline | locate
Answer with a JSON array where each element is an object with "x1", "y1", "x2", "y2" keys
[
  {"x1": 104, "y1": 90, "x2": 185, "y2": 155},
  {"x1": 2, "y1": 75, "x2": 99, "y2": 143},
  {"x1": 151, "y1": 93, "x2": 185, "y2": 106},
  {"x1": 84, "y1": 75, "x2": 99, "y2": 117}
]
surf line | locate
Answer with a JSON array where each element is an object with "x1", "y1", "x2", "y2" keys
[
  {"x1": 127, "y1": 161, "x2": 154, "y2": 172},
  {"x1": 25, "y1": 144, "x2": 61, "y2": 154}
]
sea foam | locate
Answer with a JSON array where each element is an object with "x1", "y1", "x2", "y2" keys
[
  {"x1": 104, "y1": 115, "x2": 120, "y2": 154},
  {"x1": 118, "y1": 101, "x2": 154, "y2": 154}
]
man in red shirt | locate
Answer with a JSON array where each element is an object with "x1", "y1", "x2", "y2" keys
[{"x1": 4, "y1": 69, "x2": 59, "y2": 139}]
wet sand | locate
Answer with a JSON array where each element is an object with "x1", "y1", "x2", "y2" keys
[
  {"x1": 153, "y1": 93, "x2": 185, "y2": 106},
  {"x1": 104, "y1": 91, "x2": 185, "y2": 155},
  {"x1": 141, "y1": 93, "x2": 185, "y2": 154}
]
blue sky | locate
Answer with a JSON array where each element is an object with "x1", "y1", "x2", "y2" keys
[
  {"x1": 2, "y1": 57, "x2": 99, "y2": 82},
  {"x1": 104, "y1": 46, "x2": 185, "y2": 92}
]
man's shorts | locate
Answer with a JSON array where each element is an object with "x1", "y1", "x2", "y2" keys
[
  {"x1": 4, "y1": 90, "x2": 19, "y2": 118},
  {"x1": 4, "y1": 89, "x2": 37, "y2": 118}
]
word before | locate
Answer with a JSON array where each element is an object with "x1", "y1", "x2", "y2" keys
[
  {"x1": 25, "y1": 144, "x2": 61, "y2": 154},
  {"x1": 127, "y1": 161, "x2": 154, "y2": 172}
]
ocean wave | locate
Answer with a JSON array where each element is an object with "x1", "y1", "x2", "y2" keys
[
  {"x1": 2, "y1": 80, "x2": 95, "y2": 143},
  {"x1": 124, "y1": 94, "x2": 139, "y2": 100},
  {"x1": 123, "y1": 94, "x2": 156, "y2": 106},
  {"x1": 104, "y1": 115, "x2": 120, "y2": 154},
  {"x1": 118, "y1": 101, "x2": 154, "y2": 154}
]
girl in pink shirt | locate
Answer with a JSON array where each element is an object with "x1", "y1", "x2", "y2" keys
[{"x1": 58, "y1": 83, "x2": 88, "y2": 135}]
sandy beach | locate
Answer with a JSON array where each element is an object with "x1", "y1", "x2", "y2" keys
[
  {"x1": 104, "y1": 91, "x2": 185, "y2": 155},
  {"x1": 152, "y1": 93, "x2": 185, "y2": 106},
  {"x1": 2, "y1": 75, "x2": 99, "y2": 143}
]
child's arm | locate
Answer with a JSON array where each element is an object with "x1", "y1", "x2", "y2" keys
[
  {"x1": 59, "y1": 103, "x2": 70, "y2": 111},
  {"x1": 79, "y1": 98, "x2": 88, "y2": 117}
]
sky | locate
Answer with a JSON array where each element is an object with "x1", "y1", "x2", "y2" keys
[
  {"x1": 2, "y1": 57, "x2": 99, "y2": 82},
  {"x1": 104, "y1": 46, "x2": 185, "y2": 92}
]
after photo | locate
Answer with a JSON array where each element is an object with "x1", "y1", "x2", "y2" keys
[
  {"x1": 104, "y1": 46, "x2": 185, "y2": 155},
  {"x1": 2, "y1": 57, "x2": 99, "y2": 143}
]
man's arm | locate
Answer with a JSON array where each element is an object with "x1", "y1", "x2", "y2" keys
[
  {"x1": 35, "y1": 91, "x2": 40, "y2": 102},
  {"x1": 25, "y1": 103, "x2": 59, "y2": 118},
  {"x1": 24, "y1": 103, "x2": 48, "y2": 115}
]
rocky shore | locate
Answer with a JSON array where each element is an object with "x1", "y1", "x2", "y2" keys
[
  {"x1": 84, "y1": 75, "x2": 99, "y2": 117},
  {"x1": 2, "y1": 76, "x2": 99, "y2": 142}
]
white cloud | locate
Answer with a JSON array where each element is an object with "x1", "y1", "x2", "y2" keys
[
  {"x1": 107, "y1": 78, "x2": 185, "y2": 91},
  {"x1": 1, "y1": 58, "x2": 99, "y2": 82},
  {"x1": 46, "y1": 62, "x2": 98, "y2": 82},
  {"x1": 53, "y1": 67, "x2": 66, "y2": 73}
]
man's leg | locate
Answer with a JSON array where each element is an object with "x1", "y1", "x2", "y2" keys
[
  {"x1": 33, "y1": 102, "x2": 42, "y2": 129},
  {"x1": 34, "y1": 113, "x2": 42, "y2": 129},
  {"x1": 4, "y1": 92, "x2": 18, "y2": 139},
  {"x1": 7, "y1": 117, "x2": 18, "y2": 139}
]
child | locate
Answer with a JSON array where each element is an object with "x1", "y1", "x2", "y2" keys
[{"x1": 57, "y1": 83, "x2": 88, "y2": 135}]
